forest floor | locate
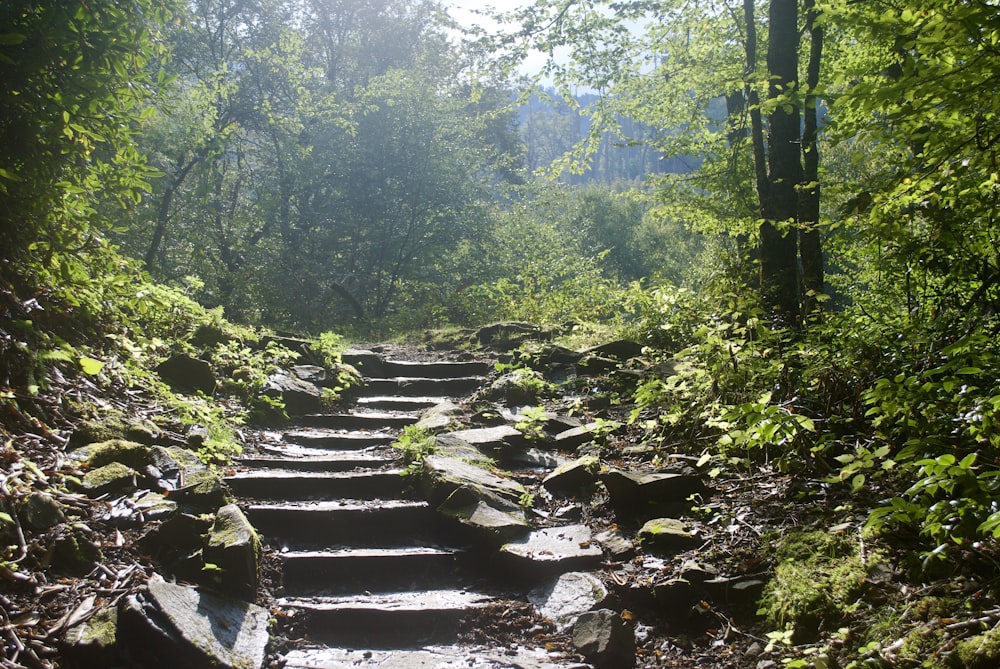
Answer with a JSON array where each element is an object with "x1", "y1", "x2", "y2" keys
[{"x1": 4, "y1": 338, "x2": 1000, "y2": 669}]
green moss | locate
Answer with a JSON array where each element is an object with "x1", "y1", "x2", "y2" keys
[
  {"x1": 81, "y1": 462, "x2": 136, "y2": 494},
  {"x1": 947, "y1": 623, "x2": 1000, "y2": 668},
  {"x1": 82, "y1": 440, "x2": 152, "y2": 470},
  {"x1": 758, "y1": 530, "x2": 881, "y2": 642}
]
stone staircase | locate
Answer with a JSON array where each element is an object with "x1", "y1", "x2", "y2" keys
[{"x1": 226, "y1": 351, "x2": 576, "y2": 667}]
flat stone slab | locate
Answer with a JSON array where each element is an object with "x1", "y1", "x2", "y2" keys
[
  {"x1": 281, "y1": 589, "x2": 490, "y2": 613},
  {"x1": 448, "y1": 425, "x2": 524, "y2": 448},
  {"x1": 501, "y1": 525, "x2": 603, "y2": 570},
  {"x1": 284, "y1": 645, "x2": 588, "y2": 668},
  {"x1": 146, "y1": 576, "x2": 268, "y2": 669}
]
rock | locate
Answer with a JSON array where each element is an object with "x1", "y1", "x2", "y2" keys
[
  {"x1": 553, "y1": 423, "x2": 601, "y2": 451},
  {"x1": 438, "y1": 497, "x2": 529, "y2": 543},
  {"x1": 190, "y1": 322, "x2": 236, "y2": 348},
  {"x1": 52, "y1": 526, "x2": 103, "y2": 574},
  {"x1": 544, "y1": 414, "x2": 584, "y2": 435},
  {"x1": 156, "y1": 354, "x2": 217, "y2": 394},
  {"x1": 543, "y1": 456, "x2": 600, "y2": 494},
  {"x1": 704, "y1": 576, "x2": 767, "y2": 606},
  {"x1": 119, "y1": 575, "x2": 268, "y2": 669},
  {"x1": 204, "y1": 504, "x2": 260, "y2": 600},
  {"x1": 292, "y1": 365, "x2": 329, "y2": 385},
  {"x1": 529, "y1": 572, "x2": 609, "y2": 631},
  {"x1": 474, "y1": 322, "x2": 547, "y2": 349},
  {"x1": 20, "y1": 491, "x2": 65, "y2": 530},
  {"x1": 264, "y1": 370, "x2": 323, "y2": 415},
  {"x1": 595, "y1": 528, "x2": 635, "y2": 560},
  {"x1": 415, "y1": 401, "x2": 463, "y2": 431},
  {"x1": 576, "y1": 355, "x2": 620, "y2": 375},
  {"x1": 502, "y1": 447, "x2": 566, "y2": 471},
  {"x1": 636, "y1": 518, "x2": 701, "y2": 552},
  {"x1": 104, "y1": 490, "x2": 177, "y2": 526},
  {"x1": 571, "y1": 609, "x2": 636, "y2": 668},
  {"x1": 67, "y1": 415, "x2": 159, "y2": 450},
  {"x1": 448, "y1": 425, "x2": 525, "y2": 453},
  {"x1": 432, "y1": 433, "x2": 495, "y2": 466},
  {"x1": 501, "y1": 524, "x2": 603, "y2": 573},
  {"x1": 166, "y1": 470, "x2": 227, "y2": 511},
  {"x1": 339, "y1": 348, "x2": 384, "y2": 375},
  {"x1": 679, "y1": 559, "x2": 719, "y2": 582},
  {"x1": 652, "y1": 578, "x2": 697, "y2": 612},
  {"x1": 187, "y1": 425, "x2": 210, "y2": 449},
  {"x1": 421, "y1": 455, "x2": 525, "y2": 509},
  {"x1": 71, "y1": 440, "x2": 189, "y2": 488},
  {"x1": 141, "y1": 513, "x2": 213, "y2": 554},
  {"x1": 62, "y1": 605, "x2": 118, "y2": 667},
  {"x1": 523, "y1": 343, "x2": 583, "y2": 367},
  {"x1": 81, "y1": 462, "x2": 137, "y2": 497},
  {"x1": 600, "y1": 469, "x2": 706, "y2": 517},
  {"x1": 482, "y1": 369, "x2": 548, "y2": 405},
  {"x1": 583, "y1": 340, "x2": 643, "y2": 361}
]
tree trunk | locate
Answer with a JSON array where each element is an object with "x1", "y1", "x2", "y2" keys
[
  {"x1": 760, "y1": 0, "x2": 802, "y2": 324},
  {"x1": 799, "y1": 0, "x2": 824, "y2": 318},
  {"x1": 744, "y1": 0, "x2": 768, "y2": 214}
]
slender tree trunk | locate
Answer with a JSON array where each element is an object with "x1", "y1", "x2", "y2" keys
[
  {"x1": 744, "y1": 0, "x2": 768, "y2": 214},
  {"x1": 760, "y1": 0, "x2": 802, "y2": 324},
  {"x1": 145, "y1": 154, "x2": 202, "y2": 270},
  {"x1": 799, "y1": 0, "x2": 824, "y2": 318}
]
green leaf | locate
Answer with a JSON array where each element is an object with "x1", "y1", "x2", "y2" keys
[
  {"x1": 78, "y1": 356, "x2": 104, "y2": 375},
  {"x1": 0, "y1": 33, "x2": 27, "y2": 45}
]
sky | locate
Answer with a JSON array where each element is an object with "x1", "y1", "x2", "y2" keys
[{"x1": 443, "y1": 0, "x2": 555, "y2": 77}]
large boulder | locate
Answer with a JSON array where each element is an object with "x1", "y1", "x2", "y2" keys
[
  {"x1": 421, "y1": 455, "x2": 525, "y2": 510},
  {"x1": 204, "y1": 504, "x2": 260, "y2": 600},
  {"x1": 155, "y1": 354, "x2": 217, "y2": 395},
  {"x1": 264, "y1": 371, "x2": 323, "y2": 415},
  {"x1": 420, "y1": 455, "x2": 529, "y2": 542},
  {"x1": 600, "y1": 468, "x2": 706, "y2": 518}
]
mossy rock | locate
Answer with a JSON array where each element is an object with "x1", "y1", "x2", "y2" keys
[
  {"x1": 52, "y1": 526, "x2": 103, "y2": 574},
  {"x1": 81, "y1": 462, "x2": 137, "y2": 496},
  {"x1": 758, "y1": 530, "x2": 881, "y2": 643},
  {"x1": 636, "y1": 518, "x2": 701, "y2": 552},
  {"x1": 167, "y1": 470, "x2": 227, "y2": 511},
  {"x1": 78, "y1": 440, "x2": 153, "y2": 470},
  {"x1": 62, "y1": 605, "x2": 119, "y2": 667},
  {"x1": 950, "y1": 624, "x2": 1000, "y2": 668},
  {"x1": 68, "y1": 416, "x2": 158, "y2": 450}
]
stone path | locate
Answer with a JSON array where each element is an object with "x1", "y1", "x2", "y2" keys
[{"x1": 226, "y1": 350, "x2": 591, "y2": 668}]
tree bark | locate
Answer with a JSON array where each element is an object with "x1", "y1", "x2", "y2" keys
[
  {"x1": 799, "y1": 0, "x2": 824, "y2": 318},
  {"x1": 760, "y1": 0, "x2": 802, "y2": 324},
  {"x1": 744, "y1": 0, "x2": 768, "y2": 214}
]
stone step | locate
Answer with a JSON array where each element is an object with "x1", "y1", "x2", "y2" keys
[
  {"x1": 301, "y1": 412, "x2": 419, "y2": 431},
  {"x1": 284, "y1": 646, "x2": 584, "y2": 669},
  {"x1": 280, "y1": 546, "x2": 472, "y2": 594},
  {"x1": 283, "y1": 429, "x2": 395, "y2": 449},
  {"x1": 355, "y1": 396, "x2": 447, "y2": 411},
  {"x1": 362, "y1": 377, "x2": 484, "y2": 398},
  {"x1": 225, "y1": 470, "x2": 407, "y2": 500},
  {"x1": 381, "y1": 359, "x2": 492, "y2": 379},
  {"x1": 279, "y1": 590, "x2": 491, "y2": 647},
  {"x1": 236, "y1": 451, "x2": 393, "y2": 473},
  {"x1": 245, "y1": 500, "x2": 444, "y2": 546}
]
